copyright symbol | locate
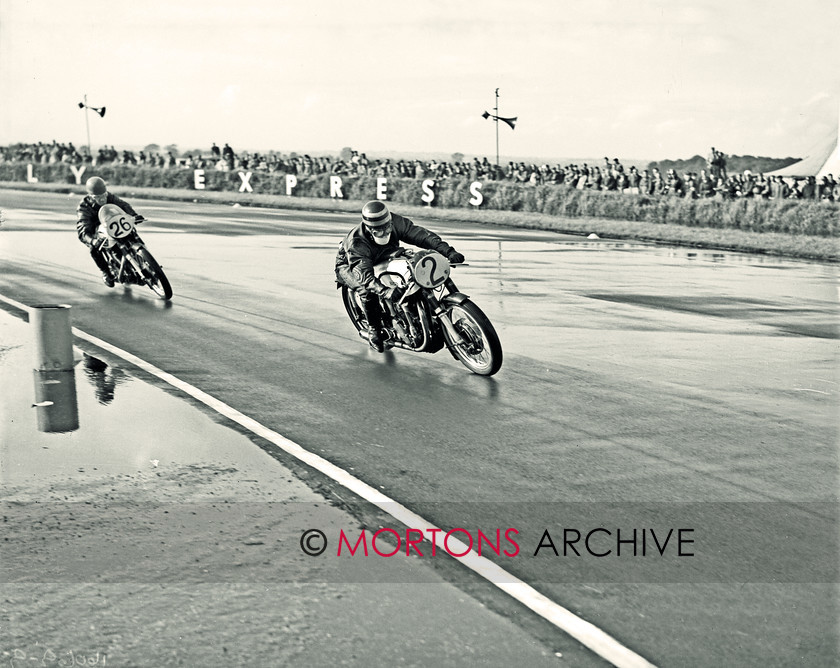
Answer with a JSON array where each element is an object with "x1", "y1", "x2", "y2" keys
[{"x1": 300, "y1": 529, "x2": 327, "y2": 556}]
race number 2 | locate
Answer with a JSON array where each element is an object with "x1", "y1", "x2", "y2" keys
[{"x1": 411, "y1": 251, "x2": 449, "y2": 288}]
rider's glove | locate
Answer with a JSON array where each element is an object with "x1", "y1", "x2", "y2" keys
[
  {"x1": 447, "y1": 251, "x2": 465, "y2": 264},
  {"x1": 134, "y1": 215, "x2": 145, "y2": 224}
]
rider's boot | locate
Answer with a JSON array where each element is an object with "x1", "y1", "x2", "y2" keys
[
  {"x1": 91, "y1": 248, "x2": 115, "y2": 287},
  {"x1": 361, "y1": 297, "x2": 386, "y2": 353}
]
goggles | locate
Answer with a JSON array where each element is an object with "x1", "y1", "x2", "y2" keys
[{"x1": 366, "y1": 222, "x2": 392, "y2": 238}]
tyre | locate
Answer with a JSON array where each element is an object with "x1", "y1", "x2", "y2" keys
[
  {"x1": 341, "y1": 285, "x2": 366, "y2": 332},
  {"x1": 442, "y1": 300, "x2": 503, "y2": 376},
  {"x1": 135, "y1": 247, "x2": 173, "y2": 300}
]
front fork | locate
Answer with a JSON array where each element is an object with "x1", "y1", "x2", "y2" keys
[
  {"x1": 110, "y1": 242, "x2": 145, "y2": 282},
  {"x1": 125, "y1": 243, "x2": 146, "y2": 278},
  {"x1": 423, "y1": 280, "x2": 470, "y2": 347}
]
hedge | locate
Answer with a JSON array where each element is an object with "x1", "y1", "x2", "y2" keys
[{"x1": 2, "y1": 161, "x2": 837, "y2": 237}]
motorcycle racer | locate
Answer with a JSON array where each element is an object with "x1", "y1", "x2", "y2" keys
[
  {"x1": 335, "y1": 200, "x2": 465, "y2": 352},
  {"x1": 76, "y1": 176, "x2": 145, "y2": 287}
]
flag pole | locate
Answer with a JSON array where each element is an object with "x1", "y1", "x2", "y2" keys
[
  {"x1": 83, "y1": 94, "x2": 91, "y2": 156},
  {"x1": 494, "y1": 88, "x2": 500, "y2": 168},
  {"x1": 481, "y1": 90, "x2": 516, "y2": 170}
]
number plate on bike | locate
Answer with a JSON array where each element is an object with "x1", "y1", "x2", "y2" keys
[
  {"x1": 409, "y1": 250, "x2": 450, "y2": 289},
  {"x1": 98, "y1": 204, "x2": 136, "y2": 240}
]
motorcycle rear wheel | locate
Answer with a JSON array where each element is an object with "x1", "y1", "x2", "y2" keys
[
  {"x1": 443, "y1": 300, "x2": 503, "y2": 376},
  {"x1": 340, "y1": 285, "x2": 366, "y2": 332},
  {"x1": 135, "y1": 247, "x2": 173, "y2": 300},
  {"x1": 341, "y1": 286, "x2": 399, "y2": 350}
]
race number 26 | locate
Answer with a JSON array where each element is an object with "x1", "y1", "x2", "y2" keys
[{"x1": 108, "y1": 217, "x2": 132, "y2": 238}]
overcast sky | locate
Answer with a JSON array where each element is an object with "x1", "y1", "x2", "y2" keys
[{"x1": 2, "y1": 0, "x2": 838, "y2": 162}]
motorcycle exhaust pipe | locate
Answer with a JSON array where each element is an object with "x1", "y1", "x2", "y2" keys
[{"x1": 357, "y1": 330, "x2": 415, "y2": 351}]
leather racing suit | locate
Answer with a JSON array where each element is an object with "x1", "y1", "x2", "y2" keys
[
  {"x1": 335, "y1": 211, "x2": 459, "y2": 336},
  {"x1": 335, "y1": 211, "x2": 457, "y2": 297},
  {"x1": 76, "y1": 193, "x2": 141, "y2": 276}
]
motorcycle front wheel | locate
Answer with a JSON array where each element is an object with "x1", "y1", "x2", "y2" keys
[
  {"x1": 135, "y1": 247, "x2": 173, "y2": 300},
  {"x1": 443, "y1": 300, "x2": 503, "y2": 376}
]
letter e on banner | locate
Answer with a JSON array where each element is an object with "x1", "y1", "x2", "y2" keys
[
  {"x1": 286, "y1": 174, "x2": 297, "y2": 196},
  {"x1": 330, "y1": 176, "x2": 344, "y2": 199},
  {"x1": 421, "y1": 179, "x2": 435, "y2": 204},
  {"x1": 238, "y1": 171, "x2": 253, "y2": 193},
  {"x1": 70, "y1": 164, "x2": 86, "y2": 184},
  {"x1": 376, "y1": 177, "x2": 388, "y2": 200},
  {"x1": 194, "y1": 169, "x2": 206, "y2": 190},
  {"x1": 469, "y1": 181, "x2": 483, "y2": 206}
]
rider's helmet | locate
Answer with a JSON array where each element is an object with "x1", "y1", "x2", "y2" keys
[
  {"x1": 85, "y1": 176, "x2": 108, "y2": 205},
  {"x1": 361, "y1": 200, "x2": 392, "y2": 246}
]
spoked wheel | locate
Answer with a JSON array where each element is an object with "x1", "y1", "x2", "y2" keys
[
  {"x1": 443, "y1": 300, "x2": 503, "y2": 376},
  {"x1": 341, "y1": 285, "x2": 367, "y2": 333},
  {"x1": 136, "y1": 247, "x2": 173, "y2": 300}
]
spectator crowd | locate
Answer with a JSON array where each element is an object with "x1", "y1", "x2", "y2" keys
[{"x1": 2, "y1": 140, "x2": 838, "y2": 202}]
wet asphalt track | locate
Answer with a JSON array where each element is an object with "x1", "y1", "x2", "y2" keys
[{"x1": 1, "y1": 190, "x2": 837, "y2": 666}]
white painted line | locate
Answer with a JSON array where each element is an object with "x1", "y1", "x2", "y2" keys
[
  {"x1": 142, "y1": 217, "x2": 201, "y2": 225},
  {"x1": 0, "y1": 291, "x2": 655, "y2": 668},
  {"x1": 2, "y1": 208, "x2": 69, "y2": 221},
  {"x1": 135, "y1": 227, "x2": 187, "y2": 233},
  {"x1": 225, "y1": 217, "x2": 282, "y2": 223}
]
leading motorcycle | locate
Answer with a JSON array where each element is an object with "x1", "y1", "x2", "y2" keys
[
  {"x1": 96, "y1": 204, "x2": 172, "y2": 300},
  {"x1": 341, "y1": 249, "x2": 503, "y2": 376}
]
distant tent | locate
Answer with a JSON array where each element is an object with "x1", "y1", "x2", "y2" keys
[
  {"x1": 767, "y1": 103, "x2": 840, "y2": 178},
  {"x1": 766, "y1": 132, "x2": 838, "y2": 177}
]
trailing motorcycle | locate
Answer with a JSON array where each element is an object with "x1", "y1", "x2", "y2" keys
[
  {"x1": 341, "y1": 249, "x2": 502, "y2": 376},
  {"x1": 96, "y1": 204, "x2": 172, "y2": 300}
]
